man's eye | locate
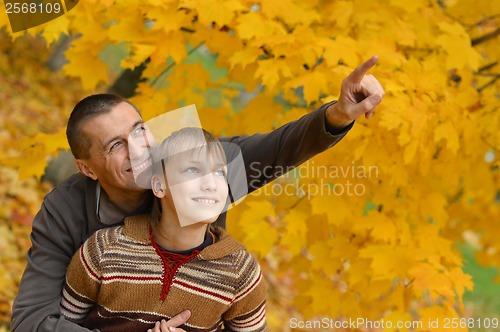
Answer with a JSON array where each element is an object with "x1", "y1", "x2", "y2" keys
[
  {"x1": 110, "y1": 142, "x2": 122, "y2": 151},
  {"x1": 185, "y1": 167, "x2": 200, "y2": 173},
  {"x1": 109, "y1": 141, "x2": 123, "y2": 152}
]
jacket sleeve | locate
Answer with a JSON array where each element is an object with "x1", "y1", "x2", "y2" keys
[
  {"x1": 61, "y1": 234, "x2": 102, "y2": 323},
  {"x1": 223, "y1": 253, "x2": 267, "y2": 331},
  {"x1": 220, "y1": 101, "x2": 353, "y2": 196},
  {"x1": 11, "y1": 181, "x2": 98, "y2": 332}
]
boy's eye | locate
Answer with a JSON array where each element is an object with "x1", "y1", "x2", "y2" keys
[
  {"x1": 185, "y1": 167, "x2": 200, "y2": 173},
  {"x1": 131, "y1": 126, "x2": 145, "y2": 138},
  {"x1": 214, "y1": 169, "x2": 225, "y2": 177}
]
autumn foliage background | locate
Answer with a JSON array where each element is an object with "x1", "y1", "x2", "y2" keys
[{"x1": 0, "y1": 0, "x2": 499, "y2": 331}]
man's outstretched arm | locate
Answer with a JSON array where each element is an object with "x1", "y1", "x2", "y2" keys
[
  {"x1": 223, "y1": 56, "x2": 384, "y2": 196},
  {"x1": 325, "y1": 55, "x2": 385, "y2": 129}
]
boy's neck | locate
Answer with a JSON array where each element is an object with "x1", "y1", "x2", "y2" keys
[{"x1": 152, "y1": 213, "x2": 208, "y2": 252}]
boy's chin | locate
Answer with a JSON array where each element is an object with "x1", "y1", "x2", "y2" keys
[{"x1": 179, "y1": 216, "x2": 218, "y2": 227}]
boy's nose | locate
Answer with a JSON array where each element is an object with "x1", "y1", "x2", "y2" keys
[
  {"x1": 200, "y1": 173, "x2": 217, "y2": 191},
  {"x1": 128, "y1": 135, "x2": 148, "y2": 160}
]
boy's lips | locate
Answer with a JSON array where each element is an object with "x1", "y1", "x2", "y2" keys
[{"x1": 192, "y1": 197, "x2": 219, "y2": 205}]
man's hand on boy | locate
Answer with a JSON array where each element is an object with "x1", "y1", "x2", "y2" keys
[{"x1": 147, "y1": 310, "x2": 191, "y2": 332}]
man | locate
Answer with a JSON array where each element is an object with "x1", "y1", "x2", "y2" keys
[{"x1": 11, "y1": 56, "x2": 384, "y2": 332}]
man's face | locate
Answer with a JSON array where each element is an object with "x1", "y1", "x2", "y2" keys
[
  {"x1": 164, "y1": 148, "x2": 229, "y2": 226},
  {"x1": 79, "y1": 102, "x2": 154, "y2": 196}
]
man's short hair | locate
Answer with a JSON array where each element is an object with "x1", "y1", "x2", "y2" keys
[{"x1": 66, "y1": 94, "x2": 140, "y2": 159}]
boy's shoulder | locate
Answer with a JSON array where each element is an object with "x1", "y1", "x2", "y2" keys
[
  {"x1": 86, "y1": 224, "x2": 124, "y2": 248},
  {"x1": 200, "y1": 227, "x2": 257, "y2": 264},
  {"x1": 90, "y1": 215, "x2": 150, "y2": 242}
]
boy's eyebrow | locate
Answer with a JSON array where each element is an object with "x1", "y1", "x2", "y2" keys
[{"x1": 188, "y1": 159, "x2": 226, "y2": 168}]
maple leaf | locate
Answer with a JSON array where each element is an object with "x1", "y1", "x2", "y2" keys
[
  {"x1": 238, "y1": 200, "x2": 278, "y2": 258},
  {"x1": 150, "y1": 31, "x2": 187, "y2": 64},
  {"x1": 284, "y1": 70, "x2": 327, "y2": 104},
  {"x1": 148, "y1": 6, "x2": 189, "y2": 33},
  {"x1": 229, "y1": 48, "x2": 261, "y2": 71},
  {"x1": 320, "y1": 35, "x2": 360, "y2": 67},
  {"x1": 437, "y1": 21, "x2": 482, "y2": 70},
  {"x1": 121, "y1": 43, "x2": 157, "y2": 70},
  {"x1": 434, "y1": 121, "x2": 460, "y2": 154},
  {"x1": 63, "y1": 40, "x2": 108, "y2": 90},
  {"x1": 236, "y1": 12, "x2": 285, "y2": 40},
  {"x1": 129, "y1": 83, "x2": 169, "y2": 121},
  {"x1": 260, "y1": 0, "x2": 320, "y2": 26},
  {"x1": 180, "y1": 0, "x2": 244, "y2": 27},
  {"x1": 279, "y1": 209, "x2": 308, "y2": 257},
  {"x1": 359, "y1": 244, "x2": 416, "y2": 279},
  {"x1": 254, "y1": 58, "x2": 292, "y2": 90},
  {"x1": 40, "y1": 15, "x2": 69, "y2": 46},
  {"x1": 310, "y1": 192, "x2": 351, "y2": 227},
  {"x1": 303, "y1": 274, "x2": 342, "y2": 314},
  {"x1": 328, "y1": 1, "x2": 353, "y2": 29},
  {"x1": 107, "y1": 14, "x2": 148, "y2": 43}
]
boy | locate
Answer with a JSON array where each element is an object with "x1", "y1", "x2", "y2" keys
[{"x1": 60, "y1": 128, "x2": 266, "y2": 332}]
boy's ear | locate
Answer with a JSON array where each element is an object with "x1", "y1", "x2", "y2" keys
[
  {"x1": 75, "y1": 159, "x2": 98, "y2": 181},
  {"x1": 151, "y1": 174, "x2": 166, "y2": 198}
]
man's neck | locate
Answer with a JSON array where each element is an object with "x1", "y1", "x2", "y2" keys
[{"x1": 99, "y1": 186, "x2": 152, "y2": 225}]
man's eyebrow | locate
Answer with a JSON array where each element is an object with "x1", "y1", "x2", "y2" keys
[{"x1": 103, "y1": 120, "x2": 144, "y2": 150}]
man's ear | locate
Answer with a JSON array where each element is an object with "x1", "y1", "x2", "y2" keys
[
  {"x1": 151, "y1": 174, "x2": 166, "y2": 198},
  {"x1": 75, "y1": 159, "x2": 98, "y2": 181}
]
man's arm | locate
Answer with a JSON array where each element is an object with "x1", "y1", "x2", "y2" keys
[
  {"x1": 12, "y1": 174, "x2": 190, "y2": 332},
  {"x1": 221, "y1": 101, "x2": 351, "y2": 195},
  {"x1": 325, "y1": 55, "x2": 385, "y2": 129},
  {"x1": 60, "y1": 235, "x2": 102, "y2": 324},
  {"x1": 222, "y1": 56, "x2": 384, "y2": 195},
  {"x1": 11, "y1": 176, "x2": 98, "y2": 332}
]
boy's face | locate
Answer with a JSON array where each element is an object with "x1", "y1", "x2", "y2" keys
[{"x1": 163, "y1": 147, "x2": 229, "y2": 226}]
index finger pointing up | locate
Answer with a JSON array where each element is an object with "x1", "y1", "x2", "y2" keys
[{"x1": 348, "y1": 55, "x2": 379, "y2": 83}]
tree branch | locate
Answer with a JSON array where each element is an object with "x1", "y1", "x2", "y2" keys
[
  {"x1": 478, "y1": 76, "x2": 500, "y2": 93},
  {"x1": 45, "y1": 34, "x2": 78, "y2": 71},
  {"x1": 478, "y1": 61, "x2": 498, "y2": 72},
  {"x1": 150, "y1": 42, "x2": 205, "y2": 86},
  {"x1": 107, "y1": 59, "x2": 149, "y2": 98},
  {"x1": 471, "y1": 28, "x2": 500, "y2": 46},
  {"x1": 480, "y1": 136, "x2": 499, "y2": 153}
]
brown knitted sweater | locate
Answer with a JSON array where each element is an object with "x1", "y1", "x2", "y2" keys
[{"x1": 61, "y1": 215, "x2": 266, "y2": 331}]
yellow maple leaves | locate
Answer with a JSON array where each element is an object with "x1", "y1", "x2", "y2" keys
[
  {"x1": 437, "y1": 21, "x2": 482, "y2": 70},
  {"x1": 64, "y1": 40, "x2": 109, "y2": 90},
  {"x1": 1, "y1": 0, "x2": 499, "y2": 330}
]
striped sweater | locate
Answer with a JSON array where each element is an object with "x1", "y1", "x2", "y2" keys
[{"x1": 60, "y1": 215, "x2": 266, "y2": 331}]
